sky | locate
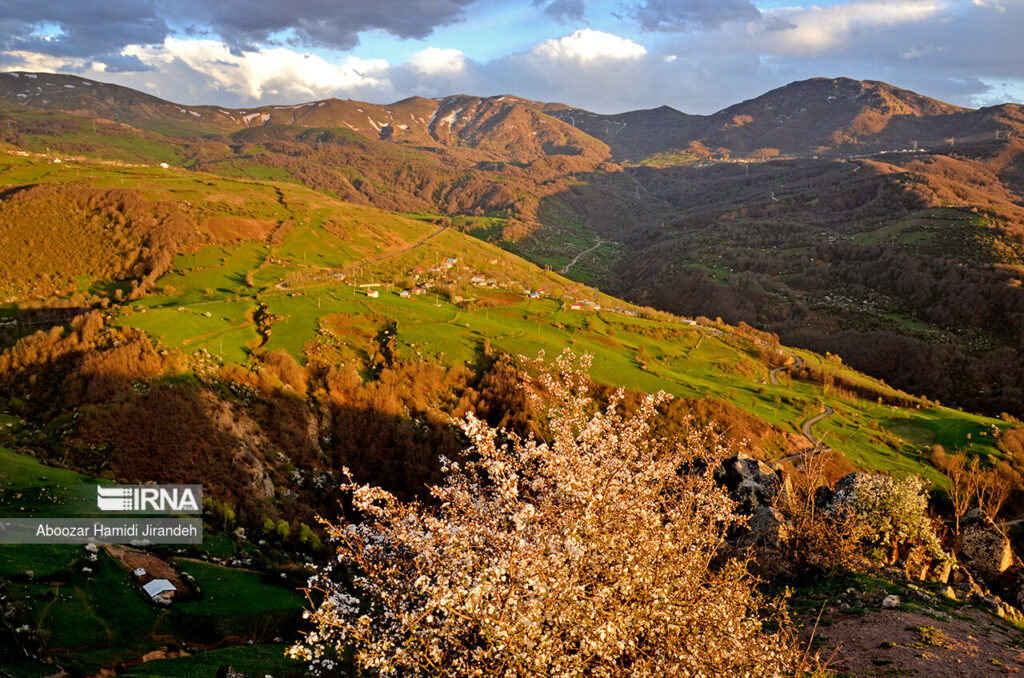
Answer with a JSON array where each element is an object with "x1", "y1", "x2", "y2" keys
[{"x1": 0, "y1": 0, "x2": 1022, "y2": 114}]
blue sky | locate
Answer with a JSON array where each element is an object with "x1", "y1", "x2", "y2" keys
[{"x1": 1, "y1": 0, "x2": 1021, "y2": 113}]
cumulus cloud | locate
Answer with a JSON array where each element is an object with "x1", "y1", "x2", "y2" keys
[
  {"x1": 408, "y1": 47, "x2": 467, "y2": 76},
  {"x1": 529, "y1": 29, "x2": 647, "y2": 63},
  {"x1": 758, "y1": 1, "x2": 945, "y2": 55},
  {"x1": 124, "y1": 38, "x2": 391, "y2": 102},
  {"x1": 0, "y1": 0, "x2": 477, "y2": 60},
  {"x1": 1, "y1": 0, "x2": 1022, "y2": 116},
  {"x1": 633, "y1": 0, "x2": 760, "y2": 31}
]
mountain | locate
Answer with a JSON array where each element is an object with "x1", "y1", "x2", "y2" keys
[
  {"x1": 6, "y1": 70, "x2": 1024, "y2": 421},
  {"x1": 698, "y1": 77, "x2": 967, "y2": 156},
  {"x1": 543, "y1": 102, "x2": 704, "y2": 162},
  {"x1": 0, "y1": 72, "x2": 607, "y2": 165},
  {"x1": 548, "y1": 77, "x2": 1024, "y2": 161},
  {"x1": 4, "y1": 72, "x2": 1024, "y2": 676}
]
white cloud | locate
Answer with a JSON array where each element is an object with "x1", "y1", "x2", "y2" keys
[
  {"x1": 407, "y1": 47, "x2": 466, "y2": 75},
  {"x1": 529, "y1": 29, "x2": 647, "y2": 63},
  {"x1": 123, "y1": 38, "x2": 391, "y2": 101},
  {"x1": 1, "y1": 51, "x2": 91, "y2": 74},
  {"x1": 760, "y1": 1, "x2": 946, "y2": 55}
]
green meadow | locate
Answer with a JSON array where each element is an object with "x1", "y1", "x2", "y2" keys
[{"x1": 102, "y1": 175, "x2": 1010, "y2": 482}]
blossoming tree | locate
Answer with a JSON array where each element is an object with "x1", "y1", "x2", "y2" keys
[{"x1": 290, "y1": 350, "x2": 800, "y2": 676}]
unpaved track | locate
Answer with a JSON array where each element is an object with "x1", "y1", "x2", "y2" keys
[{"x1": 770, "y1": 349, "x2": 835, "y2": 465}]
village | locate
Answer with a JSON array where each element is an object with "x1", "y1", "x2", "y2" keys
[{"x1": 346, "y1": 254, "x2": 639, "y2": 316}]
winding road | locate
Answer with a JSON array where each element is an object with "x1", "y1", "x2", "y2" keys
[
  {"x1": 561, "y1": 239, "x2": 607, "y2": 274},
  {"x1": 770, "y1": 348, "x2": 836, "y2": 465}
]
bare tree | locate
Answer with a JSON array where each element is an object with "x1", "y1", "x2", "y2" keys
[{"x1": 942, "y1": 451, "x2": 980, "y2": 536}]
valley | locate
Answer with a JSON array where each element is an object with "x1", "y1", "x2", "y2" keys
[{"x1": 1, "y1": 71, "x2": 1024, "y2": 676}]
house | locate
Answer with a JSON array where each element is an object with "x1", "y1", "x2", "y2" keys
[
  {"x1": 412, "y1": 287, "x2": 425, "y2": 295},
  {"x1": 569, "y1": 303, "x2": 583, "y2": 311},
  {"x1": 489, "y1": 258, "x2": 499, "y2": 265},
  {"x1": 367, "y1": 289, "x2": 379, "y2": 298},
  {"x1": 132, "y1": 567, "x2": 147, "y2": 579},
  {"x1": 399, "y1": 289, "x2": 410, "y2": 298},
  {"x1": 142, "y1": 579, "x2": 177, "y2": 599},
  {"x1": 470, "y1": 274, "x2": 487, "y2": 285}
]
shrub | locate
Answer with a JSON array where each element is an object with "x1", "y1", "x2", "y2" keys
[
  {"x1": 831, "y1": 473, "x2": 947, "y2": 564},
  {"x1": 290, "y1": 350, "x2": 801, "y2": 676}
]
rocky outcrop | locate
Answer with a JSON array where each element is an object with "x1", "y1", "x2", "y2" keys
[
  {"x1": 829, "y1": 472, "x2": 870, "y2": 507},
  {"x1": 956, "y1": 510, "x2": 1012, "y2": 580},
  {"x1": 742, "y1": 506, "x2": 790, "y2": 550},
  {"x1": 713, "y1": 453, "x2": 789, "y2": 513}
]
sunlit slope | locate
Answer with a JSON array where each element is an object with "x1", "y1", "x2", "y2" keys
[{"x1": 33, "y1": 162, "x2": 996, "y2": 480}]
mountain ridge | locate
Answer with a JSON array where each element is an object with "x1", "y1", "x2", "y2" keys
[{"x1": 6, "y1": 71, "x2": 1023, "y2": 165}]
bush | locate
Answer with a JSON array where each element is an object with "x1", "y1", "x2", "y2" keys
[
  {"x1": 290, "y1": 350, "x2": 801, "y2": 676},
  {"x1": 831, "y1": 473, "x2": 947, "y2": 565}
]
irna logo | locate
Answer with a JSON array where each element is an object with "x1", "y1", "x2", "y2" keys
[{"x1": 96, "y1": 485, "x2": 202, "y2": 514}]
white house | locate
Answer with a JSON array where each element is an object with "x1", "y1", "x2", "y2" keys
[{"x1": 142, "y1": 579, "x2": 177, "y2": 599}]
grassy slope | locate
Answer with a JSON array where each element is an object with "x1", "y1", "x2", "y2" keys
[
  {"x1": 6, "y1": 156, "x2": 986, "y2": 482},
  {"x1": 0, "y1": 447, "x2": 305, "y2": 673},
  {"x1": 0, "y1": 153, "x2": 1009, "y2": 476},
  {"x1": 0, "y1": 129, "x2": 1018, "y2": 676}
]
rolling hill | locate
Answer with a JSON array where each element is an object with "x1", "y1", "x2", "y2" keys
[{"x1": 4, "y1": 72, "x2": 1024, "y2": 675}]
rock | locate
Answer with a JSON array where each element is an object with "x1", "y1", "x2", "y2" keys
[
  {"x1": 899, "y1": 545, "x2": 932, "y2": 582},
  {"x1": 956, "y1": 510, "x2": 1012, "y2": 580},
  {"x1": 881, "y1": 594, "x2": 900, "y2": 609},
  {"x1": 1012, "y1": 580, "x2": 1024, "y2": 612},
  {"x1": 830, "y1": 472, "x2": 870, "y2": 504},
  {"x1": 812, "y1": 485, "x2": 833, "y2": 511},
  {"x1": 713, "y1": 453, "x2": 787, "y2": 513},
  {"x1": 743, "y1": 505, "x2": 790, "y2": 549},
  {"x1": 882, "y1": 566, "x2": 910, "y2": 583},
  {"x1": 971, "y1": 593, "x2": 1023, "y2": 621},
  {"x1": 939, "y1": 586, "x2": 957, "y2": 601},
  {"x1": 928, "y1": 559, "x2": 952, "y2": 584}
]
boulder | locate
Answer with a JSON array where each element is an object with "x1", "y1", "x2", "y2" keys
[
  {"x1": 713, "y1": 453, "x2": 788, "y2": 513},
  {"x1": 899, "y1": 545, "x2": 932, "y2": 582},
  {"x1": 928, "y1": 559, "x2": 953, "y2": 584},
  {"x1": 956, "y1": 510, "x2": 1012, "y2": 580},
  {"x1": 970, "y1": 593, "x2": 1024, "y2": 622},
  {"x1": 829, "y1": 472, "x2": 870, "y2": 508},
  {"x1": 881, "y1": 594, "x2": 900, "y2": 609},
  {"x1": 951, "y1": 564, "x2": 985, "y2": 598},
  {"x1": 812, "y1": 485, "x2": 833, "y2": 511},
  {"x1": 743, "y1": 506, "x2": 790, "y2": 549}
]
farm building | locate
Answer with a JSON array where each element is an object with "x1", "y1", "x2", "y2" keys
[
  {"x1": 367, "y1": 289, "x2": 379, "y2": 298},
  {"x1": 142, "y1": 579, "x2": 177, "y2": 599}
]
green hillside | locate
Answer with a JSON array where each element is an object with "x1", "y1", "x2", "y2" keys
[{"x1": 0, "y1": 156, "x2": 981, "y2": 482}]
